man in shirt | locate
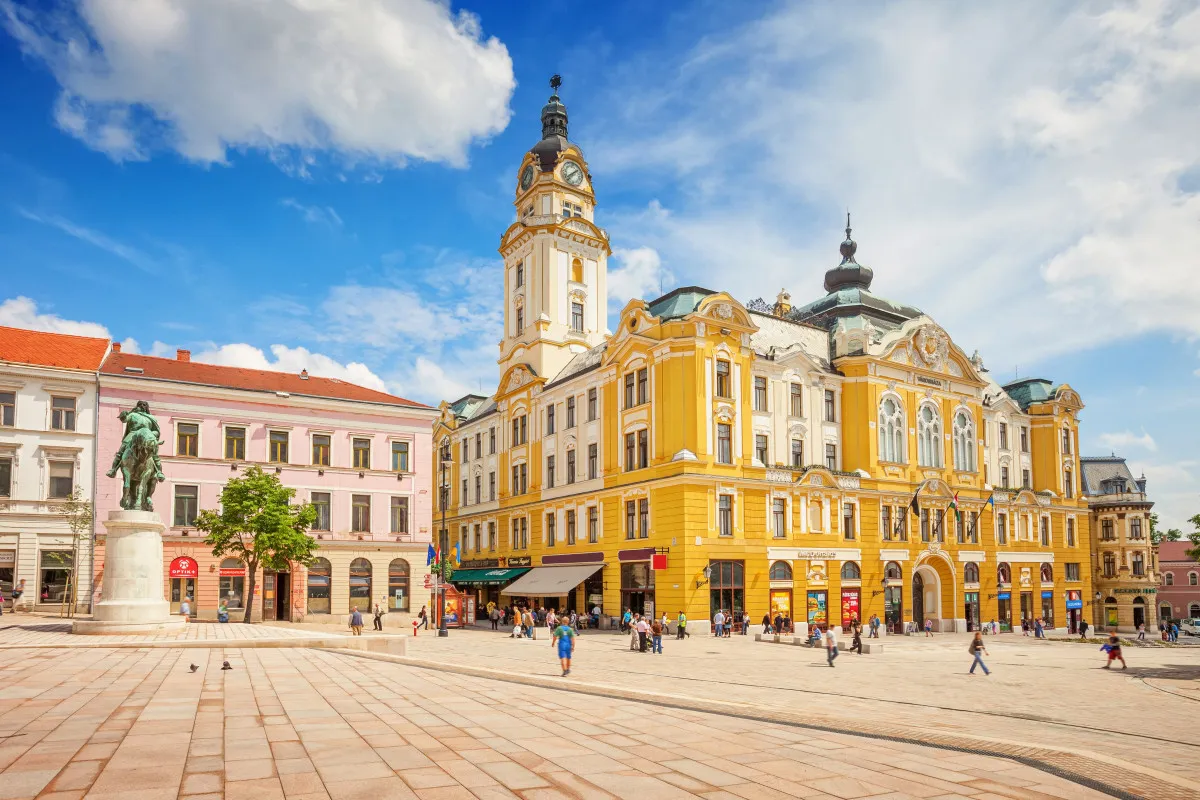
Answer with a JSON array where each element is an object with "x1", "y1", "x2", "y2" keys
[
  {"x1": 635, "y1": 615, "x2": 650, "y2": 652},
  {"x1": 677, "y1": 610, "x2": 688, "y2": 639},
  {"x1": 552, "y1": 618, "x2": 576, "y2": 676},
  {"x1": 713, "y1": 610, "x2": 725, "y2": 638},
  {"x1": 350, "y1": 606, "x2": 364, "y2": 636},
  {"x1": 825, "y1": 625, "x2": 839, "y2": 667}
]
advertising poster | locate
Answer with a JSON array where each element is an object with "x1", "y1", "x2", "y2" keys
[
  {"x1": 443, "y1": 594, "x2": 462, "y2": 625},
  {"x1": 806, "y1": 590, "x2": 827, "y2": 625},
  {"x1": 840, "y1": 589, "x2": 860, "y2": 626},
  {"x1": 769, "y1": 589, "x2": 792, "y2": 619}
]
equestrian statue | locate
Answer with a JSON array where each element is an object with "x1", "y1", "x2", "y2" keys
[{"x1": 106, "y1": 400, "x2": 166, "y2": 511}]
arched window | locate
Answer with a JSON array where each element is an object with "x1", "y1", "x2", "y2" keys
[
  {"x1": 952, "y1": 410, "x2": 975, "y2": 472},
  {"x1": 917, "y1": 404, "x2": 942, "y2": 467},
  {"x1": 306, "y1": 557, "x2": 331, "y2": 614},
  {"x1": 571, "y1": 257, "x2": 584, "y2": 283},
  {"x1": 997, "y1": 563, "x2": 1011, "y2": 584},
  {"x1": 964, "y1": 562, "x2": 980, "y2": 584},
  {"x1": 349, "y1": 558, "x2": 372, "y2": 613},
  {"x1": 1040, "y1": 563, "x2": 1053, "y2": 583},
  {"x1": 219, "y1": 558, "x2": 245, "y2": 610},
  {"x1": 878, "y1": 397, "x2": 904, "y2": 463},
  {"x1": 885, "y1": 561, "x2": 902, "y2": 580},
  {"x1": 841, "y1": 561, "x2": 861, "y2": 580},
  {"x1": 1191, "y1": 603, "x2": 1200, "y2": 618},
  {"x1": 1190, "y1": 572, "x2": 1198, "y2": 587},
  {"x1": 388, "y1": 559, "x2": 410, "y2": 612},
  {"x1": 1164, "y1": 572, "x2": 1174, "y2": 586},
  {"x1": 769, "y1": 561, "x2": 792, "y2": 581}
]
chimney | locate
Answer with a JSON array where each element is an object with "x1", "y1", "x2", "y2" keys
[
  {"x1": 1136, "y1": 473, "x2": 1147, "y2": 494},
  {"x1": 773, "y1": 289, "x2": 792, "y2": 317},
  {"x1": 300, "y1": 369, "x2": 309, "y2": 380},
  {"x1": 111, "y1": 342, "x2": 121, "y2": 353},
  {"x1": 176, "y1": 349, "x2": 191, "y2": 363}
]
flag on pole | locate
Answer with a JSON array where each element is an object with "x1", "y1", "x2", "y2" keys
[
  {"x1": 426, "y1": 543, "x2": 436, "y2": 566},
  {"x1": 950, "y1": 492, "x2": 961, "y2": 521},
  {"x1": 985, "y1": 493, "x2": 995, "y2": 509},
  {"x1": 909, "y1": 489, "x2": 921, "y2": 519},
  {"x1": 453, "y1": 542, "x2": 461, "y2": 565}
]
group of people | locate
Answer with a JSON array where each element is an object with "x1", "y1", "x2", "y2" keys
[
  {"x1": 501, "y1": 605, "x2": 581, "y2": 639},
  {"x1": 711, "y1": 609, "x2": 747, "y2": 636},
  {"x1": 1019, "y1": 617, "x2": 1049, "y2": 638},
  {"x1": 625, "y1": 611, "x2": 670, "y2": 653},
  {"x1": 760, "y1": 611, "x2": 794, "y2": 635}
]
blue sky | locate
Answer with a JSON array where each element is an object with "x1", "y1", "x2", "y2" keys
[{"x1": 0, "y1": 0, "x2": 1197, "y2": 528}]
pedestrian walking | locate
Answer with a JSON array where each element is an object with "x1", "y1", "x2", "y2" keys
[
  {"x1": 373, "y1": 603, "x2": 384, "y2": 631},
  {"x1": 773, "y1": 613, "x2": 784, "y2": 636},
  {"x1": 825, "y1": 625, "x2": 839, "y2": 667},
  {"x1": 1022, "y1": 618, "x2": 1030, "y2": 637},
  {"x1": 11, "y1": 579, "x2": 24, "y2": 610},
  {"x1": 1034, "y1": 617, "x2": 1044, "y2": 639},
  {"x1": 1102, "y1": 633, "x2": 1127, "y2": 669},
  {"x1": 661, "y1": 611, "x2": 670, "y2": 637},
  {"x1": 851, "y1": 621, "x2": 863, "y2": 654},
  {"x1": 740, "y1": 610, "x2": 749, "y2": 635},
  {"x1": 651, "y1": 618, "x2": 664, "y2": 654},
  {"x1": 636, "y1": 615, "x2": 650, "y2": 652},
  {"x1": 1136, "y1": 623, "x2": 1146, "y2": 641},
  {"x1": 350, "y1": 606, "x2": 364, "y2": 636},
  {"x1": 868, "y1": 614, "x2": 880, "y2": 638},
  {"x1": 418, "y1": 605, "x2": 429, "y2": 630},
  {"x1": 761, "y1": 612, "x2": 773, "y2": 635},
  {"x1": 924, "y1": 618, "x2": 934, "y2": 637},
  {"x1": 629, "y1": 616, "x2": 641, "y2": 651},
  {"x1": 622, "y1": 608, "x2": 633, "y2": 633},
  {"x1": 179, "y1": 596, "x2": 191, "y2": 622},
  {"x1": 552, "y1": 617, "x2": 576, "y2": 676},
  {"x1": 677, "y1": 610, "x2": 688, "y2": 639},
  {"x1": 1171, "y1": 621, "x2": 1180, "y2": 642},
  {"x1": 217, "y1": 598, "x2": 229, "y2": 623},
  {"x1": 1079, "y1": 619, "x2": 1089, "y2": 639},
  {"x1": 968, "y1": 632, "x2": 990, "y2": 675}
]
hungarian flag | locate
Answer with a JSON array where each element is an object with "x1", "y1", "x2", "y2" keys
[{"x1": 950, "y1": 492, "x2": 961, "y2": 521}]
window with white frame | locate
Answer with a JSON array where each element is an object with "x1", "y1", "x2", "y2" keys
[
  {"x1": 917, "y1": 404, "x2": 942, "y2": 467},
  {"x1": 588, "y1": 506, "x2": 599, "y2": 543},
  {"x1": 952, "y1": 410, "x2": 975, "y2": 471},
  {"x1": 789, "y1": 383, "x2": 803, "y2": 417},
  {"x1": 878, "y1": 397, "x2": 904, "y2": 463},
  {"x1": 771, "y1": 498, "x2": 786, "y2": 538},
  {"x1": 717, "y1": 423, "x2": 732, "y2": 464},
  {"x1": 791, "y1": 438, "x2": 803, "y2": 467},
  {"x1": 753, "y1": 376, "x2": 767, "y2": 411},
  {"x1": 566, "y1": 509, "x2": 576, "y2": 545},
  {"x1": 755, "y1": 434, "x2": 768, "y2": 465},
  {"x1": 718, "y1": 494, "x2": 733, "y2": 537}
]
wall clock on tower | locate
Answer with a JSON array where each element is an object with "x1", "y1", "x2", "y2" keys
[
  {"x1": 561, "y1": 160, "x2": 583, "y2": 186},
  {"x1": 519, "y1": 165, "x2": 534, "y2": 191}
]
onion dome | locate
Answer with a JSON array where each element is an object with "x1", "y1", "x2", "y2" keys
[
  {"x1": 823, "y1": 213, "x2": 875, "y2": 293},
  {"x1": 531, "y1": 74, "x2": 571, "y2": 171}
]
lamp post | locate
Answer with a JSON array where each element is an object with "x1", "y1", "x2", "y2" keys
[{"x1": 438, "y1": 452, "x2": 449, "y2": 637}]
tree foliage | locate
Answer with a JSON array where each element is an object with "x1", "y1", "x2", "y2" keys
[
  {"x1": 194, "y1": 466, "x2": 317, "y2": 623},
  {"x1": 1149, "y1": 513, "x2": 1183, "y2": 544}
]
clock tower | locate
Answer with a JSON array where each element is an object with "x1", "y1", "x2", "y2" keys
[{"x1": 498, "y1": 75, "x2": 611, "y2": 383}]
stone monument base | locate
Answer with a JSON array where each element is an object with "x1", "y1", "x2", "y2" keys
[{"x1": 72, "y1": 509, "x2": 186, "y2": 636}]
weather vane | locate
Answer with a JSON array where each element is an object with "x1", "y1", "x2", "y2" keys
[{"x1": 550, "y1": 74, "x2": 562, "y2": 93}]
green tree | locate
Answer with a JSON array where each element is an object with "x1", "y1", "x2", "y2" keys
[
  {"x1": 60, "y1": 487, "x2": 93, "y2": 618},
  {"x1": 1150, "y1": 513, "x2": 1183, "y2": 544},
  {"x1": 1187, "y1": 514, "x2": 1200, "y2": 562},
  {"x1": 194, "y1": 466, "x2": 317, "y2": 623}
]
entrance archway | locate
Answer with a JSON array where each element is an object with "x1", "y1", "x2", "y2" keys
[{"x1": 912, "y1": 564, "x2": 942, "y2": 626}]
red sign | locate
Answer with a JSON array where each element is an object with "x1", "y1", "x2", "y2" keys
[
  {"x1": 169, "y1": 557, "x2": 198, "y2": 578},
  {"x1": 651, "y1": 553, "x2": 668, "y2": 571},
  {"x1": 219, "y1": 564, "x2": 246, "y2": 577},
  {"x1": 423, "y1": 574, "x2": 433, "y2": 589}
]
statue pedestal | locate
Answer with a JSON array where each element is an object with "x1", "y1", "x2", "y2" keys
[{"x1": 73, "y1": 510, "x2": 185, "y2": 635}]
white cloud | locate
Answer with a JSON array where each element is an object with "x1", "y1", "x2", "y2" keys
[
  {"x1": 0, "y1": 295, "x2": 111, "y2": 338},
  {"x1": 1, "y1": 0, "x2": 515, "y2": 169},
  {"x1": 16, "y1": 208, "x2": 157, "y2": 273},
  {"x1": 592, "y1": 0, "x2": 1200, "y2": 365},
  {"x1": 607, "y1": 246, "x2": 672, "y2": 304},
  {"x1": 281, "y1": 198, "x2": 342, "y2": 229},
  {"x1": 192, "y1": 342, "x2": 388, "y2": 393},
  {"x1": 1097, "y1": 430, "x2": 1158, "y2": 453},
  {"x1": 1126, "y1": 458, "x2": 1199, "y2": 532}
]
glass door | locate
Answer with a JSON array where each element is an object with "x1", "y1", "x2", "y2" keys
[{"x1": 169, "y1": 578, "x2": 196, "y2": 615}]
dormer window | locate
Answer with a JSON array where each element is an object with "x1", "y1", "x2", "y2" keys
[{"x1": 563, "y1": 201, "x2": 583, "y2": 218}]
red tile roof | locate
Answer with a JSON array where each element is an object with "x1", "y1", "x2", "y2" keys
[
  {"x1": 101, "y1": 351, "x2": 430, "y2": 409},
  {"x1": 0, "y1": 325, "x2": 110, "y2": 371},
  {"x1": 1158, "y1": 542, "x2": 1198, "y2": 564}
]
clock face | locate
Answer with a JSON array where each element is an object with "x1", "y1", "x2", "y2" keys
[
  {"x1": 561, "y1": 160, "x2": 583, "y2": 186},
  {"x1": 519, "y1": 165, "x2": 534, "y2": 191}
]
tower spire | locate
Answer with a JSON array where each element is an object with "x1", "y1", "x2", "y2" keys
[
  {"x1": 541, "y1": 74, "x2": 568, "y2": 140},
  {"x1": 823, "y1": 213, "x2": 873, "y2": 292}
]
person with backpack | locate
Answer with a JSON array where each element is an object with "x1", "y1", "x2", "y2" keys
[{"x1": 968, "y1": 632, "x2": 990, "y2": 675}]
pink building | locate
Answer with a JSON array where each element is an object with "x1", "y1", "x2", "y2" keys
[
  {"x1": 95, "y1": 346, "x2": 437, "y2": 624},
  {"x1": 1158, "y1": 541, "x2": 1200, "y2": 623}
]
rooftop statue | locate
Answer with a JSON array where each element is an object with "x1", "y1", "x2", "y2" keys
[{"x1": 106, "y1": 400, "x2": 165, "y2": 511}]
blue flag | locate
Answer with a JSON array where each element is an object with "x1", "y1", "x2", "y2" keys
[
  {"x1": 985, "y1": 493, "x2": 995, "y2": 509},
  {"x1": 453, "y1": 542, "x2": 461, "y2": 565},
  {"x1": 426, "y1": 543, "x2": 436, "y2": 566}
]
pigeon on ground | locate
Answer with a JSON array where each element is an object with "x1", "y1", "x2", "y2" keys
[
  {"x1": 221, "y1": 661, "x2": 232, "y2": 671},
  {"x1": 189, "y1": 663, "x2": 199, "y2": 673}
]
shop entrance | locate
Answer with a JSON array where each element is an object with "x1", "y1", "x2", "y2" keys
[
  {"x1": 263, "y1": 572, "x2": 290, "y2": 621},
  {"x1": 621, "y1": 562, "x2": 654, "y2": 617},
  {"x1": 998, "y1": 593, "x2": 1012, "y2": 631},
  {"x1": 911, "y1": 572, "x2": 925, "y2": 628},
  {"x1": 1132, "y1": 597, "x2": 1146, "y2": 629},
  {"x1": 963, "y1": 592, "x2": 979, "y2": 631},
  {"x1": 1067, "y1": 590, "x2": 1082, "y2": 633},
  {"x1": 1019, "y1": 591, "x2": 1033, "y2": 629},
  {"x1": 1041, "y1": 591, "x2": 1055, "y2": 628},
  {"x1": 0, "y1": 563, "x2": 13, "y2": 611},
  {"x1": 884, "y1": 586, "x2": 903, "y2": 634},
  {"x1": 170, "y1": 578, "x2": 196, "y2": 616}
]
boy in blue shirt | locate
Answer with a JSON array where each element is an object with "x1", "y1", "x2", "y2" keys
[{"x1": 552, "y1": 620, "x2": 576, "y2": 676}]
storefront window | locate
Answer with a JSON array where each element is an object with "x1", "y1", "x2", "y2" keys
[
  {"x1": 806, "y1": 590, "x2": 828, "y2": 626},
  {"x1": 349, "y1": 558, "x2": 372, "y2": 612},
  {"x1": 1104, "y1": 598, "x2": 1118, "y2": 628},
  {"x1": 1041, "y1": 591, "x2": 1055, "y2": 628},
  {"x1": 39, "y1": 550, "x2": 73, "y2": 604},
  {"x1": 307, "y1": 557, "x2": 331, "y2": 614},
  {"x1": 219, "y1": 559, "x2": 245, "y2": 609},
  {"x1": 839, "y1": 588, "x2": 860, "y2": 630},
  {"x1": 389, "y1": 559, "x2": 410, "y2": 612},
  {"x1": 709, "y1": 560, "x2": 744, "y2": 619},
  {"x1": 620, "y1": 562, "x2": 655, "y2": 617}
]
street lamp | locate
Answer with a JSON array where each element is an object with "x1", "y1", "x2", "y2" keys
[{"x1": 438, "y1": 449, "x2": 449, "y2": 637}]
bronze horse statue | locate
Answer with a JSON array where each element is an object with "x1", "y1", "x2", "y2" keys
[{"x1": 106, "y1": 402, "x2": 165, "y2": 511}]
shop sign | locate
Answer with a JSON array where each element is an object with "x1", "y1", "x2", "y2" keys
[
  {"x1": 219, "y1": 565, "x2": 245, "y2": 577},
  {"x1": 997, "y1": 592, "x2": 1011, "y2": 600},
  {"x1": 505, "y1": 556, "x2": 532, "y2": 567},
  {"x1": 789, "y1": 550, "x2": 844, "y2": 561},
  {"x1": 1066, "y1": 599, "x2": 1083, "y2": 610},
  {"x1": 916, "y1": 375, "x2": 944, "y2": 388},
  {"x1": 1041, "y1": 591, "x2": 1052, "y2": 599},
  {"x1": 0, "y1": 550, "x2": 14, "y2": 565},
  {"x1": 651, "y1": 553, "x2": 668, "y2": 571},
  {"x1": 460, "y1": 558, "x2": 500, "y2": 569},
  {"x1": 1113, "y1": 587, "x2": 1157, "y2": 594},
  {"x1": 170, "y1": 557, "x2": 198, "y2": 578}
]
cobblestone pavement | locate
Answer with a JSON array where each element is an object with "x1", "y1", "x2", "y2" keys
[
  {"x1": 0, "y1": 644, "x2": 1116, "y2": 800},
  {"x1": 379, "y1": 626, "x2": 1200, "y2": 794},
  {"x1": 0, "y1": 615, "x2": 333, "y2": 648}
]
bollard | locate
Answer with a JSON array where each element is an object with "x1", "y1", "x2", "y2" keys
[{"x1": 412, "y1": 619, "x2": 419, "y2": 637}]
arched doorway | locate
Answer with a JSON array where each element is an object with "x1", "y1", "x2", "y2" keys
[
  {"x1": 1132, "y1": 596, "x2": 1146, "y2": 629},
  {"x1": 884, "y1": 561, "x2": 903, "y2": 633},
  {"x1": 911, "y1": 571, "x2": 925, "y2": 630}
]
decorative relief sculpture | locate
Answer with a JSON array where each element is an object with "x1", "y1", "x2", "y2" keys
[{"x1": 913, "y1": 325, "x2": 949, "y2": 371}]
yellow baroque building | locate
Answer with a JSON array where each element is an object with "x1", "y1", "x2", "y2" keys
[{"x1": 432, "y1": 80, "x2": 1095, "y2": 636}]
